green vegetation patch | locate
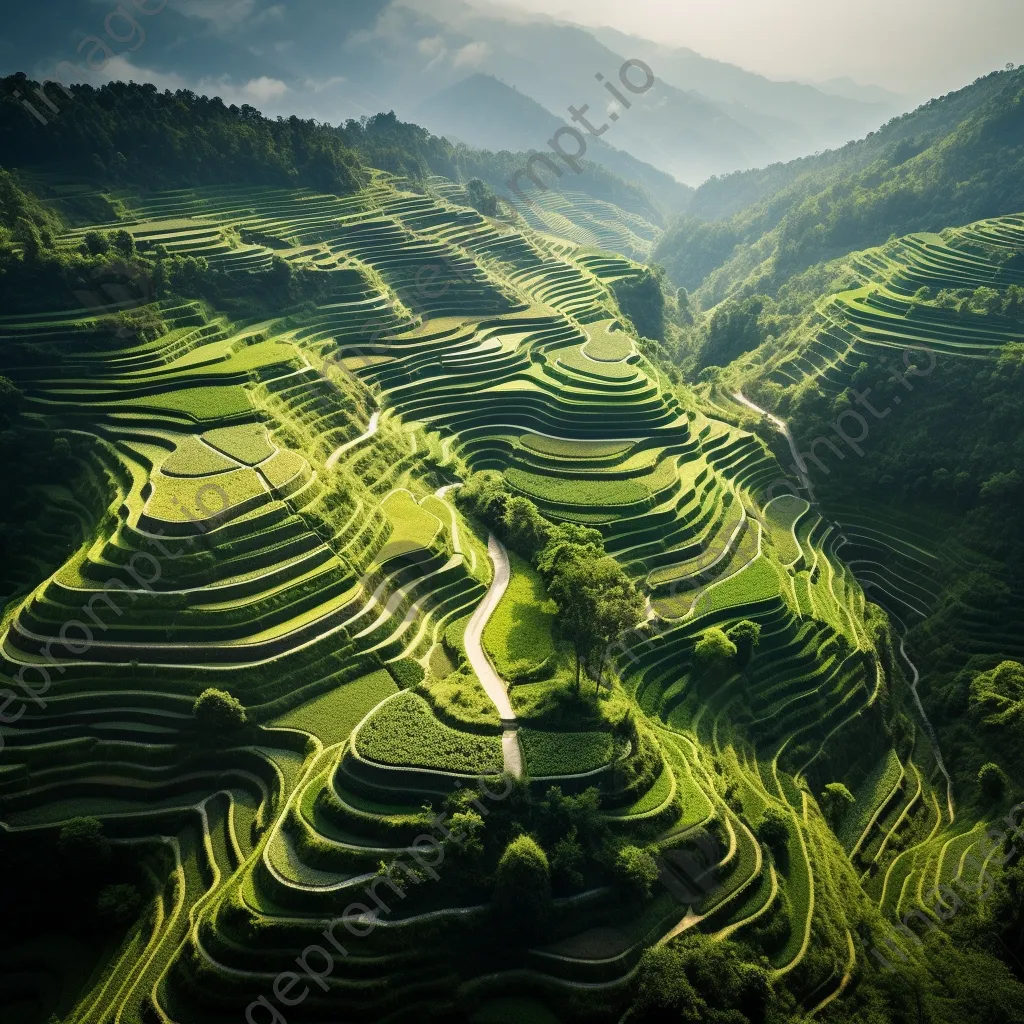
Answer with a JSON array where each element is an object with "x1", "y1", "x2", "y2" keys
[
  {"x1": 764, "y1": 495, "x2": 808, "y2": 566},
  {"x1": 356, "y1": 690, "x2": 504, "y2": 774},
  {"x1": 260, "y1": 448, "x2": 308, "y2": 489},
  {"x1": 122, "y1": 385, "x2": 252, "y2": 424},
  {"x1": 520, "y1": 434, "x2": 633, "y2": 460},
  {"x1": 520, "y1": 728, "x2": 613, "y2": 776},
  {"x1": 695, "y1": 555, "x2": 783, "y2": 616},
  {"x1": 483, "y1": 552, "x2": 557, "y2": 678},
  {"x1": 161, "y1": 435, "x2": 238, "y2": 476},
  {"x1": 203, "y1": 423, "x2": 275, "y2": 465},
  {"x1": 146, "y1": 466, "x2": 266, "y2": 522},
  {"x1": 379, "y1": 490, "x2": 442, "y2": 556},
  {"x1": 506, "y1": 468, "x2": 649, "y2": 508},
  {"x1": 271, "y1": 669, "x2": 398, "y2": 746},
  {"x1": 582, "y1": 320, "x2": 633, "y2": 361}
]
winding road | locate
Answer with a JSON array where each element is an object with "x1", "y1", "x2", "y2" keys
[
  {"x1": 733, "y1": 391, "x2": 816, "y2": 502},
  {"x1": 326, "y1": 410, "x2": 380, "y2": 470},
  {"x1": 462, "y1": 534, "x2": 523, "y2": 777}
]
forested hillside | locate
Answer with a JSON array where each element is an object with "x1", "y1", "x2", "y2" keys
[{"x1": 654, "y1": 65, "x2": 1024, "y2": 299}]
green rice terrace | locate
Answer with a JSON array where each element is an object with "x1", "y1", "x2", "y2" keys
[{"x1": 2, "y1": 161, "x2": 1024, "y2": 1024}]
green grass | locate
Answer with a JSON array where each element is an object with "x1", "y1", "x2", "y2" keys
[
  {"x1": 356, "y1": 691, "x2": 504, "y2": 774},
  {"x1": 271, "y1": 669, "x2": 398, "y2": 745},
  {"x1": 470, "y1": 999, "x2": 561, "y2": 1024},
  {"x1": 764, "y1": 495, "x2": 807, "y2": 566},
  {"x1": 483, "y1": 552, "x2": 557, "y2": 677},
  {"x1": 519, "y1": 728, "x2": 613, "y2": 776},
  {"x1": 696, "y1": 556, "x2": 783, "y2": 616}
]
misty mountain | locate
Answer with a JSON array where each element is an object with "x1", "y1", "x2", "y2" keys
[
  {"x1": 590, "y1": 26, "x2": 901, "y2": 161},
  {"x1": 415, "y1": 74, "x2": 691, "y2": 211}
]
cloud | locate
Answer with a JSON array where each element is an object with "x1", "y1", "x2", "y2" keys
[
  {"x1": 418, "y1": 35, "x2": 445, "y2": 57},
  {"x1": 241, "y1": 76, "x2": 287, "y2": 101},
  {"x1": 173, "y1": 0, "x2": 257, "y2": 33},
  {"x1": 453, "y1": 41, "x2": 490, "y2": 68}
]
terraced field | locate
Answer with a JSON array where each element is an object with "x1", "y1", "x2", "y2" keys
[{"x1": 3, "y1": 175, "x2": 1016, "y2": 1023}]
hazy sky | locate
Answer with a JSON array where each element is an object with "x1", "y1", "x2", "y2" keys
[{"x1": 492, "y1": 0, "x2": 1024, "y2": 98}]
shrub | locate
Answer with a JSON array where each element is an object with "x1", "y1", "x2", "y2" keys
[
  {"x1": 614, "y1": 845, "x2": 660, "y2": 899},
  {"x1": 979, "y1": 762, "x2": 1007, "y2": 800},
  {"x1": 694, "y1": 627, "x2": 737, "y2": 669},
  {"x1": 389, "y1": 659, "x2": 425, "y2": 688},
  {"x1": 726, "y1": 619, "x2": 761, "y2": 664},
  {"x1": 820, "y1": 781, "x2": 855, "y2": 828},
  {"x1": 493, "y1": 834, "x2": 551, "y2": 939},
  {"x1": 756, "y1": 808, "x2": 790, "y2": 852},
  {"x1": 193, "y1": 688, "x2": 247, "y2": 735},
  {"x1": 58, "y1": 816, "x2": 111, "y2": 873}
]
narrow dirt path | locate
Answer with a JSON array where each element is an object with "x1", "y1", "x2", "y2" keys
[
  {"x1": 899, "y1": 635, "x2": 955, "y2": 822},
  {"x1": 733, "y1": 391, "x2": 816, "y2": 502},
  {"x1": 326, "y1": 410, "x2": 379, "y2": 470},
  {"x1": 463, "y1": 534, "x2": 522, "y2": 776}
]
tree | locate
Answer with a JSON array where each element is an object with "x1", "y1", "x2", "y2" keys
[
  {"x1": 535, "y1": 522, "x2": 604, "y2": 580},
  {"x1": 81, "y1": 230, "x2": 111, "y2": 257},
  {"x1": 493, "y1": 834, "x2": 551, "y2": 939},
  {"x1": 110, "y1": 229, "x2": 136, "y2": 258},
  {"x1": 629, "y1": 933, "x2": 774, "y2": 1022},
  {"x1": 546, "y1": 552, "x2": 641, "y2": 693},
  {"x1": 193, "y1": 688, "x2": 247, "y2": 736},
  {"x1": 546, "y1": 556, "x2": 602, "y2": 692},
  {"x1": 693, "y1": 627, "x2": 737, "y2": 674},
  {"x1": 97, "y1": 883, "x2": 143, "y2": 926},
  {"x1": 820, "y1": 781, "x2": 855, "y2": 828},
  {"x1": 501, "y1": 496, "x2": 551, "y2": 560},
  {"x1": 726, "y1": 619, "x2": 761, "y2": 665},
  {"x1": 465, "y1": 178, "x2": 498, "y2": 217},
  {"x1": 550, "y1": 828, "x2": 585, "y2": 889},
  {"x1": 0, "y1": 375, "x2": 23, "y2": 427},
  {"x1": 614, "y1": 845, "x2": 660, "y2": 899},
  {"x1": 979, "y1": 762, "x2": 1006, "y2": 800},
  {"x1": 756, "y1": 808, "x2": 790, "y2": 852},
  {"x1": 58, "y1": 816, "x2": 112, "y2": 874}
]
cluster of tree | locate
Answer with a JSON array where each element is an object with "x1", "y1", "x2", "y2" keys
[
  {"x1": 464, "y1": 178, "x2": 499, "y2": 218},
  {"x1": 685, "y1": 293, "x2": 774, "y2": 375},
  {"x1": 438, "y1": 779, "x2": 661, "y2": 943},
  {"x1": 693, "y1": 621, "x2": 762, "y2": 676},
  {"x1": 456, "y1": 472, "x2": 644, "y2": 692},
  {"x1": 653, "y1": 65, "x2": 1024, "y2": 300},
  {"x1": 1, "y1": 76, "x2": 367, "y2": 196},
  {"x1": 333, "y1": 109, "x2": 674, "y2": 224},
  {"x1": 610, "y1": 267, "x2": 667, "y2": 342}
]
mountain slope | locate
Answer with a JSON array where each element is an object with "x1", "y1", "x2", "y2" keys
[
  {"x1": 652, "y1": 65, "x2": 1024, "y2": 299},
  {"x1": 415, "y1": 73, "x2": 692, "y2": 213}
]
